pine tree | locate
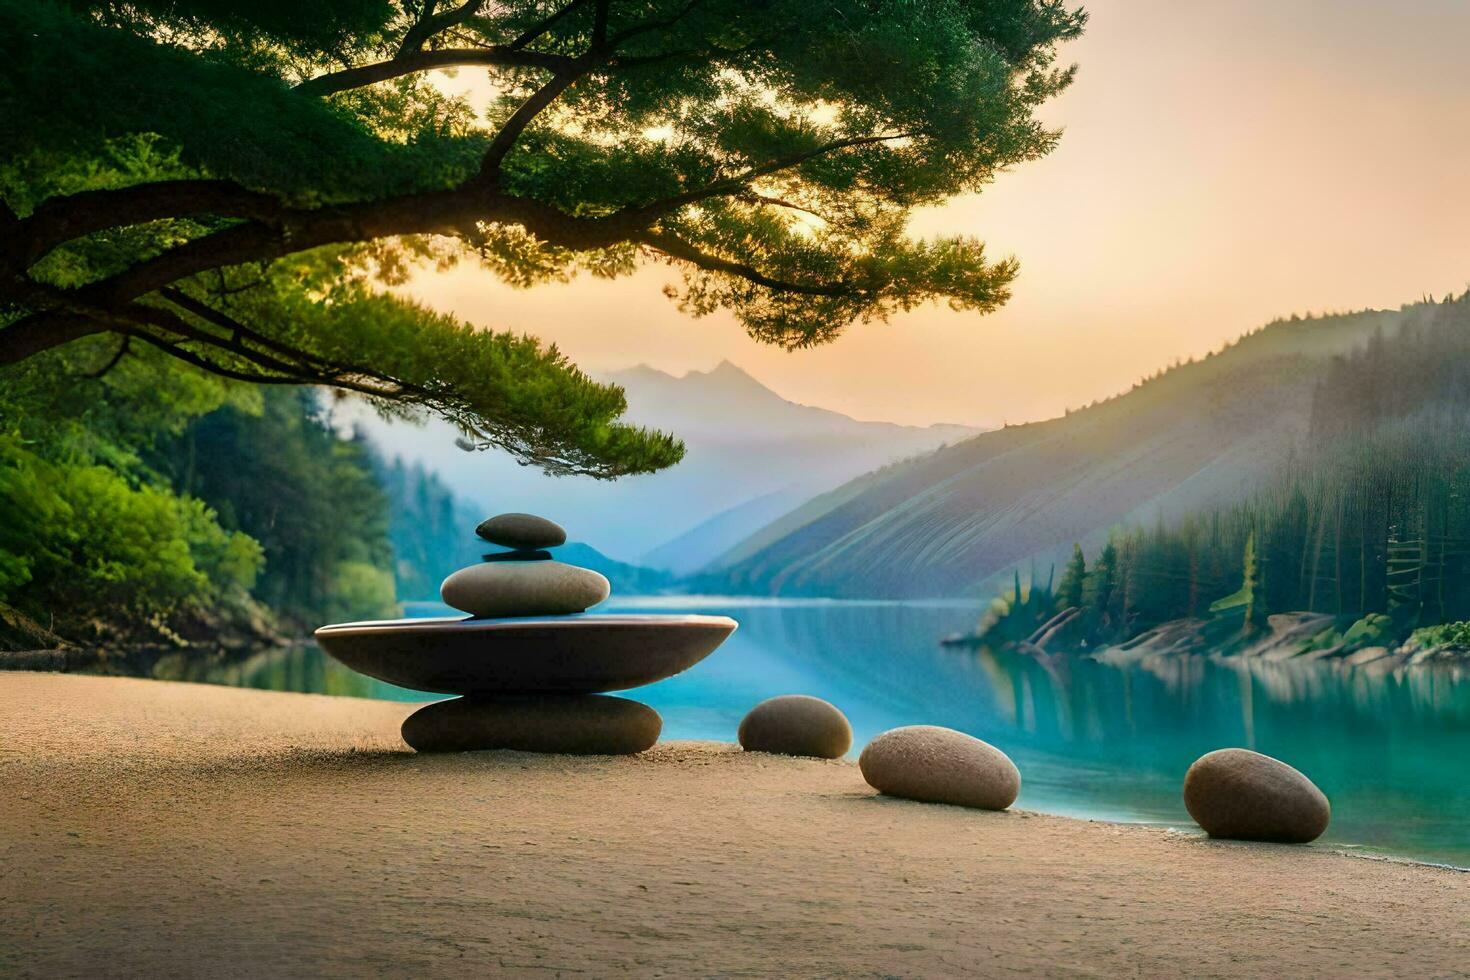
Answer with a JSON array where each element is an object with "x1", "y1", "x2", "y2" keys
[
  {"x1": 1085, "y1": 540, "x2": 1118, "y2": 632},
  {"x1": 1243, "y1": 530, "x2": 1268, "y2": 630},
  {"x1": 1056, "y1": 544, "x2": 1087, "y2": 612}
]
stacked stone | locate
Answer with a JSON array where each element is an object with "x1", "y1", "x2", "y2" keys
[
  {"x1": 403, "y1": 512, "x2": 655, "y2": 755},
  {"x1": 440, "y1": 513, "x2": 609, "y2": 618}
]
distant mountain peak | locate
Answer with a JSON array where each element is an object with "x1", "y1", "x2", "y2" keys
[
  {"x1": 680, "y1": 359, "x2": 765, "y2": 388},
  {"x1": 705, "y1": 358, "x2": 752, "y2": 378}
]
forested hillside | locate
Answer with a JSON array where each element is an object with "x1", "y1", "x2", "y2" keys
[
  {"x1": 1041, "y1": 294, "x2": 1470, "y2": 646},
  {"x1": 708, "y1": 299, "x2": 1454, "y2": 598},
  {"x1": 1, "y1": 344, "x2": 398, "y2": 650}
]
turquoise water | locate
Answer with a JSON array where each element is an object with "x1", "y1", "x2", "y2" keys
[{"x1": 146, "y1": 597, "x2": 1470, "y2": 868}]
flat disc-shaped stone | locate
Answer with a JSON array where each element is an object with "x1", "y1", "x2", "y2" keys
[
  {"x1": 475, "y1": 513, "x2": 566, "y2": 550},
  {"x1": 401, "y1": 695, "x2": 661, "y2": 754},
  {"x1": 314, "y1": 614, "x2": 738, "y2": 695}
]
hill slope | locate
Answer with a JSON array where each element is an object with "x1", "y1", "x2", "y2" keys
[
  {"x1": 709, "y1": 306, "x2": 1417, "y2": 598},
  {"x1": 351, "y1": 360, "x2": 977, "y2": 564}
]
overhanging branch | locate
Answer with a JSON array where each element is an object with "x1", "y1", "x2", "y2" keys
[
  {"x1": 5, "y1": 181, "x2": 286, "y2": 276},
  {"x1": 294, "y1": 46, "x2": 574, "y2": 97},
  {"x1": 637, "y1": 230, "x2": 857, "y2": 297},
  {"x1": 398, "y1": 0, "x2": 487, "y2": 56}
]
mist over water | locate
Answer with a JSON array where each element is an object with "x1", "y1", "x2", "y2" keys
[{"x1": 142, "y1": 598, "x2": 1470, "y2": 868}]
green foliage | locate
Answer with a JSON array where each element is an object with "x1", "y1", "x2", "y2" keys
[
  {"x1": 1340, "y1": 613, "x2": 1396, "y2": 652},
  {"x1": 1084, "y1": 539, "x2": 1117, "y2": 627},
  {"x1": 1, "y1": 334, "x2": 398, "y2": 638},
  {"x1": 322, "y1": 561, "x2": 398, "y2": 624},
  {"x1": 0, "y1": 3, "x2": 476, "y2": 200},
  {"x1": 148, "y1": 388, "x2": 401, "y2": 626},
  {"x1": 205, "y1": 250, "x2": 683, "y2": 476},
  {"x1": 78, "y1": 0, "x2": 397, "y2": 56},
  {"x1": 1209, "y1": 530, "x2": 1267, "y2": 630},
  {"x1": 0, "y1": 338, "x2": 264, "y2": 635},
  {"x1": 0, "y1": 432, "x2": 262, "y2": 625},
  {"x1": 1407, "y1": 620, "x2": 1470, "y2": 651},
  {"x1": 1056, "y1": 543, "x2": 1086, "y2": 612},
  {"x1": 973, "y1": 293, "x2": 1470, "y2": 651},
  {"x1": 971, "y1": 567, "x2": 1058, "y2": 647},
  {"x1": 376, "y1": 459, "x2": 481, "y2": 602}
]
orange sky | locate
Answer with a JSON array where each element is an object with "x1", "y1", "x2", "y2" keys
[{"x1": 406, "y1": 0, "x2": 1470, "y2": 427}]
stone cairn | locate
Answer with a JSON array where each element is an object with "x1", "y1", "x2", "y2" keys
[
  {"x1": 403, "y1": 512, "x2": 656, "y2": 755},
  {"x1": 315, "y1": 511, "x2": 737, "y2": 755}
]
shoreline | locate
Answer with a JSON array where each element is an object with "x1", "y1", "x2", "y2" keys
[
  {"x1": 5, "y1": 657, "x2": 1467, "y2": 871},
  {"x1": 3, "y1": 672, "x2": 1466, "y2": 977}
]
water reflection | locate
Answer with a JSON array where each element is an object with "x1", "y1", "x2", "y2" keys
[{"x1": 130, "y1": 598, "x2": 1470, "y2": 867}]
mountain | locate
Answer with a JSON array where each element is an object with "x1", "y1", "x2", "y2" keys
[
  {"x1": 348, "y1": 360, "x2": 979, "y2": 565},
  {"x1": 706, "y1": 304, "x2": 1431, "y2": 598}
]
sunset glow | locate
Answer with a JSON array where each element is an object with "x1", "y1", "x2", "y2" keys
[{"x1": 408, "y1": 0, "x2": 1470, "y2": 427}]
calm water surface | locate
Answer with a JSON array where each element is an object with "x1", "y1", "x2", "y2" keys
[{"x1": 144, "y1": 597, "x2": 1470, "y2": 867}]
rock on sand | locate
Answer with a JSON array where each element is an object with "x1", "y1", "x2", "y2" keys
[
  {"x1": 738, "y1": 695, "x2": 852, "y2": 759},
  {"x1": 401, "y1": 695, "x2": 661, "y2": 754},
  {"x1": 859, "y1": 725, "x2": 1020, "y2": 810},
  {"x1": 1183, "y1": 748, "x2": 1330, "y2": 843}
]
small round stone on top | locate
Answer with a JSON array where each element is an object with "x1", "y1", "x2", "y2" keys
[{"x1": 475, "y1": 513, "x2": 567, "y2": 551}]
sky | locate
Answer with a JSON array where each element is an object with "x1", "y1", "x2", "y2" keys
[{"x1": 405, "y1": 0, "x2": 1470, "y2": 428}]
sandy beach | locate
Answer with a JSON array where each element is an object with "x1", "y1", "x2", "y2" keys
[{"x1": 1, "y1": 672, "x2": 1465, "y2": 978}]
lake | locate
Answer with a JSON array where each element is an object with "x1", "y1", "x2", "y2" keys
[{"x1": 133, "y1": 597, "x2": 1470, "y2": 868}]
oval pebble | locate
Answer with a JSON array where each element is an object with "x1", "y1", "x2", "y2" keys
[
  {"x1": 475, "y1": 513, "x2": 567, "y2": 550},
  {"x1": 440, "y1": 560, "x2": 608, "y2": 618},
  {"x1": 738, "y1": 695, "x2": 852, "y2": 759},
  {"x1": 1183, "y1": 748, "x2": 1330, "y2": 843},
  {"x1": 402, "y1": 695, "x2": 661, "y2": 754},
  {"x1": 859, "y1": 725, "x2": 1020, "y2": 810}
]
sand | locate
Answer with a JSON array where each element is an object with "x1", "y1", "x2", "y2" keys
[{"x1": 1, "y1": 673, "x2": 1465, "y2": 978}]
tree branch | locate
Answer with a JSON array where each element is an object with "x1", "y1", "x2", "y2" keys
[
  {"x1": 294, "y1": 46, "x2": 574, "y2": 97},
  {"x1": 475, "y1": 70, "x2": 585, "y2": 185},
  {"x1": 5, "y1": 129, "x2": 912, "y2": 347},
  {"x1": 637, "y1": 230, "x2": 857, "y2": 297},
  {"x1": 159, "y1": 287, "x2": 344, "y2": 376},
  {"x1": 75, "y1": 188, "x2": 645, "y2": 308},
  {"x1": 123, "y1": 301, "x2": 443, "y2": 401},
  {"x1": 591, "y1": 0, "x2": 610, "y2": 47},
  {"x1": 126, "y1": 329, "x2": 311, "y2": 386},
  {"x1": 83, "y1": 335, "x2": 131, "y2": 378},
  {"x1": 0, "y1": 312, "x2": 110, "y2": 366},
  {"x1": 630, "y1": 133, "x2": 914, "y2": 218},
  {"x1": 607, "y1": 0, "x2": 703, "y2": 46},
  {"x1": 4, "y1": 180, "x2": 287, "y2": 276},
  {"x1": 737, "y1": 191, "x2": 828, "y2": 221},
  {"x1": 507, "y1": 0, "x2": 592, "y2": 50},
  {"x1": 398, "y1": 0, "x2": 487, "y2": 56}
]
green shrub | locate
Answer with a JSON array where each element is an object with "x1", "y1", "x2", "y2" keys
[
  {"x1": 322, "y1": 561, "x2": 398, "y2": 624},
  {"x1": 1407, "y1": 621, "x2": 1470, "y2": 650},
  {"x1": 0, "y1": 433, "x2": 261, "y2": 623}
]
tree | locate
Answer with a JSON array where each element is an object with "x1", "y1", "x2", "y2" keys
[
  {"x1": 1208, "y1": 528, "x2": 1268, "y2": 631},
  {"x1": 1084, "y1": 539, "x2": 1117, "y2": 630},
  {"x1": 149, "y1": 388, "x2": 401, "y2": 625},
  {"x1": 1, "y1": 0, "x2": 1085, "y2": 477},
  {"x1": 1056, "y1": 543, "x2": 1086, "y2": 611}
]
